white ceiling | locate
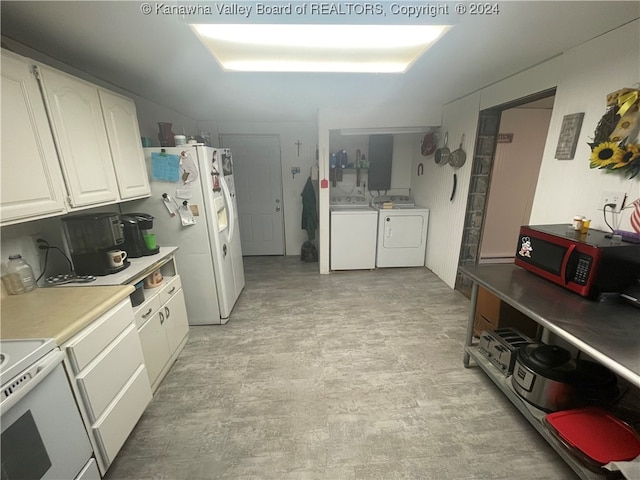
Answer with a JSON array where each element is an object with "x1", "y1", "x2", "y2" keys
[{"x1": 2, "y1": 1, "x2": 638, "y2": 122}]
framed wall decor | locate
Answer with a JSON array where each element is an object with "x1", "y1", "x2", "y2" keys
[{"x1": 555, "y1": 112, "x2": 585, "y2": 160}]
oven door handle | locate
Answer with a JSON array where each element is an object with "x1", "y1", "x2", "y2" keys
[
  {"x1": 0, "y1": 350, "x2": 65, "y2": 414},
  {"x1": 561, "y1": 243, "x2": 577, "y2": 285}
]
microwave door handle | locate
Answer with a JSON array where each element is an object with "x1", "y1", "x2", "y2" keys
[{"x1": 561, "y1": 243, "x2": 577, "y2": 285}]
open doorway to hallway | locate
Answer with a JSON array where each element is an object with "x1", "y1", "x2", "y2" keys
[{"x1": 455, "y1": 89, "x2": 556, "y2": 298}]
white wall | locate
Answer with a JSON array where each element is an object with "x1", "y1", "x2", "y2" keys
[
  {"x1": 410, "y1": 19, "x2": 640, "y2": 288},
  {"x1": 529, "y1": 20, "x2": 640, "y2": 231},
  {"x1": 0, "y1": 217, "x2": 68, "y2": 295},
  {"x1": 411, "y1": 94, "x2": 481, "y2": 287}
]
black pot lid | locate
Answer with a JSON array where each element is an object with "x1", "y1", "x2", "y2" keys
[
  {"x1": 530, "y1": 345, "x2": 572, "y2": 367},
  {"x1": 518, "y1": 344, "x2": 576, "y2": 380}
]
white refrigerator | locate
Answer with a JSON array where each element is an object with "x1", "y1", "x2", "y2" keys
[{"x1": 122, "y1": 145, "x2": 245, "y2": 325}]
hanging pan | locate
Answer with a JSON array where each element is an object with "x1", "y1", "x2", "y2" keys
[
  {"x1": 434, "y1": 132, "x2": 450, "y2": 165},
  {"x1": 421, "y1": 131, "x2": 439, "y2": 156},
  {"x1": 449, "y1": 134, "x2": 467, "y2": 168}
]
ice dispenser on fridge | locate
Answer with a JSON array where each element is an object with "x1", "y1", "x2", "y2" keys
[{"x1": 62, "y1": 213, "x2": 129, "y2": 276}]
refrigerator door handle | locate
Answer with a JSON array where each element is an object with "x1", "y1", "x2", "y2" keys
[{"x1": 219, "y1": 176, "x2": 236, "y2": 242}]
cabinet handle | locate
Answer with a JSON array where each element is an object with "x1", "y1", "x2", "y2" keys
[
  {"x1": 159, "y1": 311, "x2": 165, "y2": 324},
  {"x1": 141, "y1": 308, "x2": 153, "y2": 319},
  {"x1": 165, "y1": 306, "x2": 170, "y2": 319},
  {"x1": 168, "y1": 286, "x2": 176, "y2": 295}
]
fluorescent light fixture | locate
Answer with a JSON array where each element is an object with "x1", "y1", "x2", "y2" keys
[
  {"x1": 191, "y1": 24, "x2": 451, "y2": 73},
  {"x1": 340, "y1": 127, "x2": 430, "y2": 135}
]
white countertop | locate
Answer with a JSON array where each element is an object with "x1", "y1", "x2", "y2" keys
[{"x1": 61, "y1": 246, "x2": 178, "y2": 287}]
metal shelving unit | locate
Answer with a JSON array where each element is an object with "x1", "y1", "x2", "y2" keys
[
  {"x1": 460, "y1": 264, "x2": 640, "y2": 480},
  {"x1": 465, "y1": 347, "x2": 618, "y2": 480}
]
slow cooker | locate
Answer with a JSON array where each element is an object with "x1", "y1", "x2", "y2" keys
[{"x1": 512, "y1": 344, "x2": 618, "y2": 412}]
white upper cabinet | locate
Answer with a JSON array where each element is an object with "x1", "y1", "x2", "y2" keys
[
  {"x1": 99, "y1": 89, "x2": 150, "y2": 200},
  {"x1": 1, "y1": 51, "x2": 67, "y2": 225},
  {"x1": 36, "y1": 64, "x2": 120, "y2": 208}
]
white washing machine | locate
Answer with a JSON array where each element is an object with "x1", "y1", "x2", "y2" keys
[
  {"x1": 330, "y1": 195, "x2": 378, "y2": 270},
  {"x1": 374, "y1": 196, "x2": 430, "y2": 268}
]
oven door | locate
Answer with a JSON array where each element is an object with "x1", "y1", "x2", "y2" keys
[{"x1": 1, "y1": 350, "x2": 95, "y2": 480}]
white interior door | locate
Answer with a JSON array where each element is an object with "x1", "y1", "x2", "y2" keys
[{"x1": 219, "y1": 134, "x2": 284, "y2": 256}]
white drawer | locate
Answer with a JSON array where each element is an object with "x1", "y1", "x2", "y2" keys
[
  {"x1": 65, "y1": 299, "x2": 133, "y2": 373},
  {"x1": 159, "y1": 275, "x2": 181, "y2": 305},
  {"x1": 93, "y1": 365, "x2": 152, "y2": 466},
  {"x1": 133, "y1": 295, "x2": 161, "y2": 329},
  {"x1": 76, "y1": 324, "x2": 145, "y2": 422}
]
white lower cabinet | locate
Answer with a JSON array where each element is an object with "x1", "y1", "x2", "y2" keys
[
  {"x1": 135, "y1": 275, "x2": 189, "y2": 392},
  {"x1": 138, "y1": 308, "x2": 171, "y2": 386},
  {"x1": 63, "y1": 298, "x2": 152, "y2": 476}
]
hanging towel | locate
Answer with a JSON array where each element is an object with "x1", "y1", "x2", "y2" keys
[{"x1": 301, "y1": 176, "x2": 318, "y2": 241}]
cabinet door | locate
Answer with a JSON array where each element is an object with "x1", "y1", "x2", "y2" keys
[
  {"x1": 1, "y1": 51, "x2": 67, "y2": 224},
  {"x1": 162, "y1": 289, "x2": 189, "y2": 354},
  {"x1": 36, "y1": 65, "x2": 119, "y2": 208},
  {"x1": 138, "y1": 311, "x2": 171, "y2": 387},
  {"x1": 99, "y1": 89, "x2": 150, "y2": 200}
]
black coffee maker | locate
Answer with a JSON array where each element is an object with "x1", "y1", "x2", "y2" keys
[
  {"x1": 62, "y1": 212, "x2": 130, "y2": 276},
  {"x1": 120, "y1": 213, "x2": 160, "y2": 258}
]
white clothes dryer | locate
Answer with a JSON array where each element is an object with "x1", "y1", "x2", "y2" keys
[{"x1": 374, "y1": 197, "x2": 429, "y2": 268}]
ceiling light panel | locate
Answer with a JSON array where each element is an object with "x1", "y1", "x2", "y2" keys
[{"x1": 191, "y1": 24, "x2": 451, "y2": 73}]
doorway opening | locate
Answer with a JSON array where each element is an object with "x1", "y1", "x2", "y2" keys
[{"x1": 455, "y1": 88, "x2": 556, "y2": 298}]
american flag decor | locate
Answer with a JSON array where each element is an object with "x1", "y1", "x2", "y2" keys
[{"x1": 631, "y1": 198, "x2": 640, "y2": 233}]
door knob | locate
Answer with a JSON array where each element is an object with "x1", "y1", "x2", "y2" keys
[{"x1": 276, "y1": 206, "x2": 281, "y2": 212}]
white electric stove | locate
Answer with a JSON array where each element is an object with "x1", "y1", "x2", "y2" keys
[{"x1": 1, "y1": 338, "x2": 99, "y2": 479}]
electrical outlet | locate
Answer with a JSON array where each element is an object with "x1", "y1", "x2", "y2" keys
[
  {"x1": 597, "y1": 191, "x2": 626, "y2": 213},
  {"x1": 30, "y1": 233, "x2": 45, "y2": 250}
]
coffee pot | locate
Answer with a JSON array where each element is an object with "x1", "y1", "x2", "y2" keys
[
  {"x1": 120, "y1": 213, "x2": 160, "y2": 258},
  {"x1": 62, "y1": 213, "x2": 129, "y2": 276}
]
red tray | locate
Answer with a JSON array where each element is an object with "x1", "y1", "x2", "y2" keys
[{"x1": 545, "y1": 407, "x2": 640, "y2": 466}]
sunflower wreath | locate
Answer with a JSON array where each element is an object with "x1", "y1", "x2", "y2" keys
[{"x1": 588, "y1": 88, "x2": 640, "y2": 179}]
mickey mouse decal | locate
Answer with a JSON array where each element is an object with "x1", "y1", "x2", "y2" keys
[{"x1": 518, "y1": 236, "x2": 533, "y2": 258}]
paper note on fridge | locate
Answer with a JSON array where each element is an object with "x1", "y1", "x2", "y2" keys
[{"x1": 151, "y1": 153, "x2": 180, "y2": 182}]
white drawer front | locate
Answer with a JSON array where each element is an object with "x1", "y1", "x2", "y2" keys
[
  {"x1": 76, "y1": 324, "x2": 145, "y2": 422},
  {"x1": 66, "y1": 299, "x2": 132, "y2": 373},
  {"x1": 93, "y1": 365, "x2": 152, "y2": 466},
  {"x1": 159, "y1": 275, "x2": 181, "y2": 305},
  {"x1": 134, "y1": 295, "x2": 161, "y2": 329}
]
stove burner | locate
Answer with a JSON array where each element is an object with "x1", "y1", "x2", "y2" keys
[{"x1": 46, "y1": 274, "x2": 97, "y2": 286}]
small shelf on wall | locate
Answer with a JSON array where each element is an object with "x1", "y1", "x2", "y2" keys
[{"x1": 330, "y1": 167, "x2": 368, "y2": 187}]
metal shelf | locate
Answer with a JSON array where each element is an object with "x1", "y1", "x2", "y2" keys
[{"x1": 465, "y1": 346, "x2": 618, "y2": 480}]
